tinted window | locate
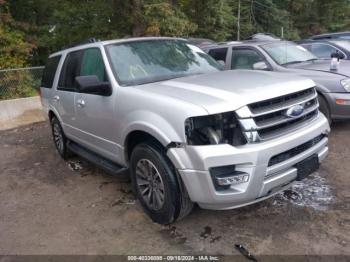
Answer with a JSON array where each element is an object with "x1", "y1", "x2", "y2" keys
[
  {"x1": 58, "y1": 50, "x2": 83, "y2": 90},
  {"x1": 208, "y1": 48, "x2": 228, "y2": 62},
  {"x1": 231, "y1": 49, "x2": 264, "y2": 69},
  {"x1": 41, "y1": 55, "x2": 61, "y2": 88},
  {"x1": 80, "y1": 48, "x2": 106, "y2": 81},
  {"x1": 310, "y1": 43, "x2": 338, "y2": 59}
]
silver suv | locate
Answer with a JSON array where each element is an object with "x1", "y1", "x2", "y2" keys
[{"x1": 41, "y1": 37, "x2": 330, "y2": 224}]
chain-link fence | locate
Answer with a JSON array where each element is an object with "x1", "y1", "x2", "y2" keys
[{"x1": 0, "y1": 66, "x2": 44, "y2": 101}]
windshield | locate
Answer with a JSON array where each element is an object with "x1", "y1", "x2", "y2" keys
[
  {"x1": 262, "y1": 42, "x2": 317, "y2": 65},
  {"x1": 105, "y1": 40, "x2": 221, "y2": 86},
  {"x1": 333, "y1": 41, "x2": 350, "y2": 51}
]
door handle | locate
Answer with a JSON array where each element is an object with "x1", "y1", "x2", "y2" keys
[
  {"x1": 77, "y1": 99, "x2": 85, "y2": 108},
  {"x1": 52, "y1": 95, "x2": 60, "y2": 101}
]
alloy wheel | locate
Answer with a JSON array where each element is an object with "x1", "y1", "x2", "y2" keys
[{"x1": 135, "y1": 158, "x2": 165, "y2": 211}]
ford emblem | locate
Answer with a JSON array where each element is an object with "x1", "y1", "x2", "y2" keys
[{"x1": 285, "y1": 104, "x2": 304, "y2": 118}]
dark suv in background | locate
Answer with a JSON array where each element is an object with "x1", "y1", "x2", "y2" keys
[
  {"x1": 309, "y1": 31, "x2": 350, "y2": 41},
  {"x1": 298, "y1": 39, "x2": 350, "y2": 60}
]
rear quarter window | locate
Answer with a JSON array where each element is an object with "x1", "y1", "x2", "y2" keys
[{"x1": 41, "y1": 55, "x2": 61, "y2": 88}]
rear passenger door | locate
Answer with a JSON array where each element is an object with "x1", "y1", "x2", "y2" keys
[
  {"x1": 74, "y1": 48, "x2": 118, "y2": 161},
  {"x1": 40, "y1": 55, "x2": 61, "y2": 112},
  {"x1": 56, "y1": 50, "x2": 84, "y2": 139}
]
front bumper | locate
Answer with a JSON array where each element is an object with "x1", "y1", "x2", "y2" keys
[
  {"x1": 326, "y1": 92, "x2": 350, "y2": 120},
  {"x1": 167, "y1": 114, "x2": 330, "y2": 210}
]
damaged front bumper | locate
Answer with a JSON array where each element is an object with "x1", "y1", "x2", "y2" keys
[{"x1": 167, "y1": 114, "x2": 330, "y2": 210}]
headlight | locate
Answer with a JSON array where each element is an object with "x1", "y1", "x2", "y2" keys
[
  {"x1": 185, "y1": 112, "x2": 246, "y2": 146},
  {"x1": 341, "y1": 78, "x2": 350, "y2": 92}
]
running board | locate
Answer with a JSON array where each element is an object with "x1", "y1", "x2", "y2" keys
[{"x1": 67, "y1": 141, "x2": 128, "y2": 176}]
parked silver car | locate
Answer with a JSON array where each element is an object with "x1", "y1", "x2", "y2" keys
[
  {"x1": 204, "y1": 40, "x2": 350, "y2": 123},
  {"x1": 41, "y1": 37, "x2": 329, "y2": 224}
]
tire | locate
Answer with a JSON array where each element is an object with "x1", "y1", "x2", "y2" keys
[
  {"x1": 50, "y1": 117, "x2": 72, "y2": 159},
  {"x1": 130, "y1": 142, "x2": 193, "y2": 224},
  {"x1": 318, "y1": 95, "x2": 332, "y2": 125}
]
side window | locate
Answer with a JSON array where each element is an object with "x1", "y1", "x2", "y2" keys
[
  {"x1": 310, "y1": 44, "x2": 338, "y2": 59},
  {"x1": 208, "y1": 48, "x2": 228, "y2": 63},
  {"x1": 231, "y1": 48, "x2": 264, "y2": 69},
  {"x1": 41, "y1": 55, "x2": 61, "y2": 88},
  {"x1": 58, "y1": 50, "x2": 84, "y2": 91},
  {"x1": 80, "y1": 48, "x2": 106, "y2": 81}
]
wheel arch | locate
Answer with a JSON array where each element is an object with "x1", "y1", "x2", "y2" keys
[{"x1": 124, "y1": 130, "x2": 165, "y2": 164}]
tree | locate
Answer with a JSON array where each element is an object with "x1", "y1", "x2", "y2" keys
[
  {"x1": 181, "y1": 0, "x2": 234, "y2": 41},
  {"x1": 0, "y1": 0, "x2": 34, "y2": 69}
]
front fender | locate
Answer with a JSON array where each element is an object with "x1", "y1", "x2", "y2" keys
[{"x1": 121, "y1": 110, "x2": 185, "y2": 149}]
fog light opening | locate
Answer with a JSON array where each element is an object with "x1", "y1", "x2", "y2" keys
[
  {"x1": 216, "y1": 174, "x2": 249, "y2": 186},
  {"x1": 210, "y1": 165, "x2": 250, "y2": 191}
]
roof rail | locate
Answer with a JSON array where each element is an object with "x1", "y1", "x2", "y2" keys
[{"x1": 62, "y1": 38, "x2": 99, "y2": 50}]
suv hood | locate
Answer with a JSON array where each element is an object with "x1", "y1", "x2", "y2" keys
[
  {"x1": 285, "y1": 59, "x2": 350, "y2": 78},
  {"x1": 135, "y1": 70, "x2": 315, "y2": 114}
]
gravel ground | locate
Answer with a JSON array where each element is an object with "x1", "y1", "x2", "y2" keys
[{"x1": 0, "y1": 121, "x2": 349, "y2": 256}]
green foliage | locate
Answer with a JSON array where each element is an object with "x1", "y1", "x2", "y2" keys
[
  {"x1": 0, "y1": 1, "x2": 34, "y2": 69},
  {"x1": 2, "y1": 0, "x2": 350, "y2": 65},
  {"x1": 180, "y1": 0, "x2": 234, "y2": 41},
  {"x1": 0, "y1": 70, "x2": 40, "y2": 100},
  {"x1": 143, "y1": 2, "x2": 197, "y2": 36}
]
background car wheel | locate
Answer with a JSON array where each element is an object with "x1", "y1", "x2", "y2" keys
[
  {"x1": 318, "y1": 95, "x2": 332, "y2": 124},
  {"x1": 51, "y1": 117, "x2": 72, "y2": 159},
  {"x1": 130, "y1": 141, "x2": 193, "y2": 224}
]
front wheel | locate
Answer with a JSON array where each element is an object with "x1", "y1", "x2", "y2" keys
[
  {"x1": 318, "y1": 95, "x2": 332, "y2": 125},
  {"x1": 130, "y1": 142, "x2": 193, "y2": 224}
]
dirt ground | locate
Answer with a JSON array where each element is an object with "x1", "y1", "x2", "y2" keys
[{"x1": 0, "y1": 121, "x2": 349, "y2": 256}]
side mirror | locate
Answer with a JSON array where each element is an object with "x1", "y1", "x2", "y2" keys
[
  {"x1": 217, "y1": 60, "x2": 226, "y2": 66},
  {"x1": 216, "y1": 60, "x2": 226, "y2": 69},
  {"x1": 331, "y1": 51, "x2": 345, "y2": 60},
  {"x1": 75, "y1": 75, "x2": 112, "y2": 96},
  {"x1": 253, "y1": 61, "x2": 269, "y2": 70}
]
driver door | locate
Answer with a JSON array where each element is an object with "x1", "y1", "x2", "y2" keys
[
  {"x1": 74, "y1": 48, "x2": 119, "y2": 162},
  {"x1": 231, "y1": 47, "x2": 270, "y2": 70}
]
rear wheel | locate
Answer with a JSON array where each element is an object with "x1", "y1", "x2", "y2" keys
[
  {"x1": 130, "y1": 142, "x2": 193, "y2": 224},
  {"x1": 51, "y1": 117, "x2": 72, "y2": 159},
  {"x1": 318, "y1": 95, "x2": 331, "y2": 125}
]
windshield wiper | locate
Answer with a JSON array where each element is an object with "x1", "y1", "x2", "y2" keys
[
  {"x1": 283, "y1": 58, "x2": 318, "y2": 65},
  {"x1": 282, "y1": 60, "x2": 305, "y2": 65},
  {"x1": 305, "y1": 58, "x2": 318, "y2": 62}
]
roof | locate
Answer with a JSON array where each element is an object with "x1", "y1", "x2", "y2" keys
[
  {"x1": 50, "y1": 37, "x2": 186, "y2": 57},
  {"x1": 203, "y1": 40, "x2": 292, "y2": 50},
  {"x1": 310, "y1": 31, "x2": 350, "y2": 39}
]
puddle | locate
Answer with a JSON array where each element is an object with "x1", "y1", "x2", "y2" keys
[{"x1": 273, "y1": 172, "x2": 336, "y2": 211}]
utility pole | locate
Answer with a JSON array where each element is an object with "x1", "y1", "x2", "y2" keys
[
  {"x1": 237, "y1": 0, "x2": 241, "y2": 40},
  {"x1": 281, "y1": 27, "x2": 284, "y2": 39}
]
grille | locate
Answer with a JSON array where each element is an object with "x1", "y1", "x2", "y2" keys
[
  {"x1": 268, "y1": 134, "x2": 325, "y2": 167},
  {"x1": 236, "y1": 87, "x2": 319, "y2": 142}
]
